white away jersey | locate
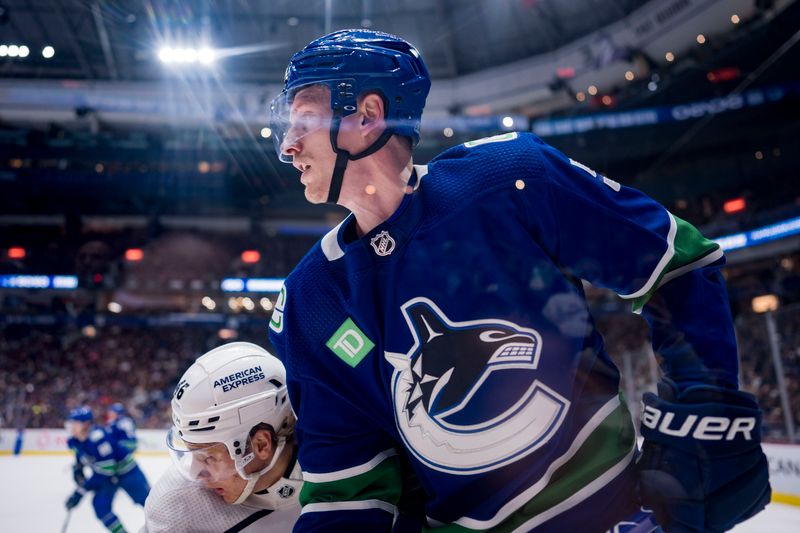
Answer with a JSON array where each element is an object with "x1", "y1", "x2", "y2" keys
[{"x1": 142, "y1": 461, "x2": 302, "y2": 533}]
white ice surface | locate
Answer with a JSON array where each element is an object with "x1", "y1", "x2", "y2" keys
[{"x1": 0, "y1": 454, "x2": 797, "y2": 532}]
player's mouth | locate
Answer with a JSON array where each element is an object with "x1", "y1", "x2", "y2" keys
[{"x1": 299, "y1": 164, "x2": 311, "y2": 184}]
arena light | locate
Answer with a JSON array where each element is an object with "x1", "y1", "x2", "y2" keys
[
  {"x1": 107, "y1": 302, "x2": 122, "y2": 313},
  {"x1": 197, "y1": 48, "x2": 215, "y2": 64},
  {"x1": 502, "y1": 116, "x2": 514, "y2": 128},
  {"x1": 158, "y1": 46, "x2": 216, "y2": 66},
  {"x1": 665, "y1": 52, "x2": 675, "y2": 62},
  {"x1": 201, "y1": 296, "x2": 217, "y2": 310},
  {"x1": 0, "y1": 274, "x2": 78, "y2": 289},
  {"x1": 221, "y1": 278, "x2": 245, "y2": 292},
  {"x1": 260, "y1": 297, "x2": 273, "y2": 311},
  {"x1": 241, "y1": 250, "x2": 260, "y2": 263},
  {"x1": 723, "y1": 198, "x2": 746, "y2": 214},
  {"x1": 556, "y1": 66, "x2": 575, "y2": 79},
  {"x1": 245, "y1": 278, "x2": 284, "y2": 292},
  {"x1": 124, "y1": 248, "x2": 144, "y2": 261},
  {"x1": 260, "y1": 127, "x2": 272, "y2": 139},
  {"x1": 7, "y1": 246, "x2": 25, "y2": 259},
  {"x1": 731, "y1": 14, "x2": 740, "y2": 24},
  {"x1": 715, "y1": 215, "x2": 800, "y2": 251},
  {"x1": 52, "y1": 276, "x2": 78, "y2": 289},
  {"x1": 218, "y1": 328, "x2": 238, "y2": 339},
  {"x1": 707, "y1": 67, "x2": 741, "y2": 83},
  {"x1": 42, "y1": 45, "x2": 54, "y2": 58},
  {"x1": 221, "y1": 277, "x2": 284, "y2": 292},
  {"x1": 751, "y1": 294, "x2": 778, "y2": 313}
]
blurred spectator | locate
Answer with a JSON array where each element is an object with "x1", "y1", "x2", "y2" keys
[{"x1": 0, "y1": 325, "x2": 271, "y2": 429}]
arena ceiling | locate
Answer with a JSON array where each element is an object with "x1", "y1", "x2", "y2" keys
[{"x1": 0, "y1": 0, "x2": 648, "y2": 83}]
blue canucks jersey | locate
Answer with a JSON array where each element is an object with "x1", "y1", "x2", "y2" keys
[
  {"x1": 107, "y1": 415, "x2": 138, "y2": 454},
  {"x1": 69, "y1": 425, "x2": 137, "y2": 484},
  {"x1": 269, "y1": 132, "x2": 736, "y2": 532}
]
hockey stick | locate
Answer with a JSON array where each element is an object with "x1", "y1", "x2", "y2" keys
[{"x1": 60, "y1": 509, "x2": 72, "y2": 533}]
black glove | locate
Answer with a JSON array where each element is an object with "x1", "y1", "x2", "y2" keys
[
  {"x1": 72, "y1": 463, "x2": 86, "y2": 486},
  {"x1": 65, "y1": 487, "x2": 86, "y2": 510},
  {"x1": 638, "y1": 380, "x2": 771, "y2": 533}
]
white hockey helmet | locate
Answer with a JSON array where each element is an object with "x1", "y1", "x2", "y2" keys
[{"x1": 168, "y1": 342, "x2": 293, "y2": 501}]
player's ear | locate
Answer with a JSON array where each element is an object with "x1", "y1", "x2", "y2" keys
[
  {"x1": 358, "y1": 93, "x2": 386, "y2": 136},
  {"x1": 251, "y1": 429, "x2": 274, "y2": 460}
]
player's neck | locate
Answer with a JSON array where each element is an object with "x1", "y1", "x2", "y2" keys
[{"x1": 340, "y1": 146, "x2": 414, "y2": 238}]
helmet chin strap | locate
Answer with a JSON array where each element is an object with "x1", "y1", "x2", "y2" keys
[
  {"x1": 232, "y1": 437, "x2": 287, "y2": 505},
  {"x1": 325, "y1": 112, "x2": 394, "y2": 204}
]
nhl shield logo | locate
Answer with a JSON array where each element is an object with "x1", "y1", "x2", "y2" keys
[
  {"x1": 277, "y1": 485, "x2": 295, "y2": 498},
  {"x1": 370, "y1": 231, "x2": 396, "y2": 256}
]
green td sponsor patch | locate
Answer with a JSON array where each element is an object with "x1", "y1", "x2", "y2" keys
[{"x1": 326, "y1": 318, "x2": 374, "y2": 367}]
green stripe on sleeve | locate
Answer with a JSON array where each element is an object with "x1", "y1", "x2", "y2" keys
[
  {"x1": 631, "y1": 214, "x2": 721, "y2": 312},
  {"x1": 300, "y1": 454, "x2": 402, "y2": 508},
  {"x1": 427, "y1": 395, "x2": 635, "y2": 532}
]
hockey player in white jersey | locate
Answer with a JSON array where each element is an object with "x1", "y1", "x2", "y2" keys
[{"x1": 143, "y1": 342, "x2": 302, "y2": 533}]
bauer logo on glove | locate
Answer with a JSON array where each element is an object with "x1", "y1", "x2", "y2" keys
[{"x1": 641, "y1": 404, "x2": 756, "y2": 441}]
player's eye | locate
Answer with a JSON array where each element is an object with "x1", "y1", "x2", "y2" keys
[{"x1": 294, "y1": 113, "x2": 324, "y2": 132}]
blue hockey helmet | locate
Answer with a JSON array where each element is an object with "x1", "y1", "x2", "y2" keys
[
  {"x1": 273, "y1": 29, "x2": 430, "y2": 151},
  {"x1": 108, "y1": 402, "x2": 125, "y2": 415},
  {"x1": 270, "y1": 29, "x2": 431, "y2": 203},
  {"x1": 68, "y1": 406, "x2": 93, "y2": 422}
]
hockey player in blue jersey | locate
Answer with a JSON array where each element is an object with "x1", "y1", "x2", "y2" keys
[
  {"x1": 106, "y1": 402, "x2": 138, "y2": 454},
  {"x1": 65, "y1": 406, "x2": 150, "y2": 532},
  {"x1": 267, "y1": 29, "x2": 771, "y2": 532}
]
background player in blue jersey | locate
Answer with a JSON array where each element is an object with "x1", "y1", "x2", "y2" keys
[
  {"x1": 106, "y1": 402, "x2": 138, "y2": 455},
  {"x1": 267, "y1": 30, "x2": 771, "y2": 532},
  {"x1": 65, "y1": 406, "x2": 150, "y2": 533}
]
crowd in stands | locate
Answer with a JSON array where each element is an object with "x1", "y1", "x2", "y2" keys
[
  {"x1": 1, "y1": 302, "x2": 798, "y2": 442},
  {"x1": 0, "y1": 324, "x2": 269, "y2": 429},
  {"x1": 2, "y1": 244, "x2": 800, "y2": 442},
  {"x1": 736, "y1": 306, "x2": 800, "y2": 441}
]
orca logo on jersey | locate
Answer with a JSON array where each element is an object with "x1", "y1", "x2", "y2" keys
[{"x1": 386, "y1": 297, "x2": 570, "y2": 475}]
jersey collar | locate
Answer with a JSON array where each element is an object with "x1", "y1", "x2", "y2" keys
[{"x1": 321, "y1": 164, "x2": 428, "y2": 262}]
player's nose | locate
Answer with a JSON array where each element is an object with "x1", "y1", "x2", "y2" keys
[{"x1": 281, "y1": 129, "x2": 302, "y2": 158}]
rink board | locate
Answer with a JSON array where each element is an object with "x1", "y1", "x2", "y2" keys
[{"x1": 2, "y1": 429, "x2": 800, "y2": 524}]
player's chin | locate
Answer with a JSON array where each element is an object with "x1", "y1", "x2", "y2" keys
[
  {"x1": 219, "y1": 489, "x2": 238, "y2": 503},
  {"x1": 303, "y1": 186, "x2": 328, "y2": 205}
]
